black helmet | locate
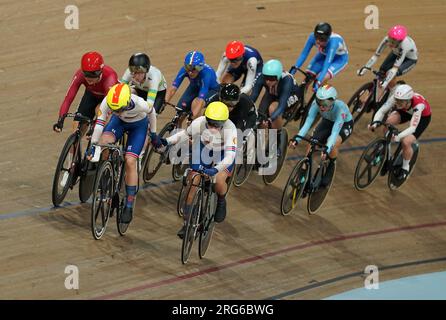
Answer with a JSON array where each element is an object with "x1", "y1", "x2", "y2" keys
[
  {"x1": 314, "y1": 22, "x2": 332, "y2": 41},
  {"x1": 128, "y1": 53, "x2": 151, "y2": 73},
  {"x1": 219, "y1": 83, "x2": 240, "y2": 106}
]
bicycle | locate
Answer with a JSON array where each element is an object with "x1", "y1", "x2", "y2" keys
[
  {"x1": 347, "y1": 68, "x2": 391, "y2": 123},
  {"x1": 90, "y1": 134, "x2": 135, "y2": 240},
  {"x1": 52, "y1": 113, "x2": 96, "y2": 207},
  {"x1": 354, "y1": 120, "x2": 420, "y2": 191},
  {"x1": 141, "y1": 102, "x2": 192, "y2": 183},
  {"x1": 280, "y1": 135, "x2": 336, "y2": 216},
  {"x1": 283, "y1": 67, "x2": 317, "y2": 128},
  {"x1": 180, "y1": 168, "x2": 218, "y2": 264}
]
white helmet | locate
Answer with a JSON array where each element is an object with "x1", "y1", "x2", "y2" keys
[{"x1": 394, "y1": 84, "x2": 414, "y2": 100}]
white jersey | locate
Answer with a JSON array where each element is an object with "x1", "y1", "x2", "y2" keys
[
  {"x1": 215, "y1": 53, "x2": 259, "y2": 95},
  {"x1": 375, "y1": 36, "x2": 418, "y2": 66},
  {"x1": 166, "y1": 116, "x2": 237, "y2": 172},
  {"x1": 120, "y1": 65, "x2": 167, "y2": 107},
  {"x1": 91, "y1": 94, "x2": 157, "y2": 144}
]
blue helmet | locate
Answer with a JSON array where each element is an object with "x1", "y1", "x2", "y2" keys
[
  {"x1": 184, "y1": 51, "x2": 205, "y2": 68},
  {"x1": 262, "y1": 59, "x2": 283, "y2": 80}
]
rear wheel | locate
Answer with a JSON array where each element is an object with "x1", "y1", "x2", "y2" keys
[
  {"x1": 354, "y1": 138, "x2": 388, "y2": 190},
  {"x1": 52, "y1": 133, "x2": 79, "y2": 207},
  {"x1": 91, "y1": 161, "x2": 114, "y2": 240},
  {"x1": 181, "y1": 188, "x2": 202, "y2": 264},
  {"x1": 233, "y1": 139, "x2": 255, "y2": 187},
  {"x1": 263, "y1": 128, "x2": 289, "y2": 185},
  {"x1": 199, "y1": 192, "x2": 217, "y2": 259},
  {"x1": 79, "y1": 159, "x2": 96, "y2": 203},
  {"x1": 280, "y1": 159, "x2": 309, "y2": 216},
  {"x1": 347, "y1": 82, "x2": 374, "y2": 123}
]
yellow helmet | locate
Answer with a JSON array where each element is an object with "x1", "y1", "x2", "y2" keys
[
  {"x1": 106, "y1": 83, "x2": 131, "y2": 111},
  {"x1": 205, "y1": 101, "x2": 229, "y2": 128}
]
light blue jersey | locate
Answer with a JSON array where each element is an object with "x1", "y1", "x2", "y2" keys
[{"x1": 297, "y1": 99, "x2": 352, "y2": 153}]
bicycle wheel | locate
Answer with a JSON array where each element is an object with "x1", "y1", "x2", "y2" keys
[
  {"x1": 172, "y1": 163, "x2": 189, "y2": 182},
  {"x1": 283, "y1": 101, "x2": 300, "y2": 127},
  {"x1": 307, "y1": 161, "x2": 337, "y2": 214},
  {"x1": 141, "y1": 123, "x2": 171, "y2": 183},
  {"x1": 79, "y1": 159, "x2": 96, "y2": 203},
  {"x1": 233, "y1": 140, "x2": 254, "y2": 187},
  {"x1": 199, "y1": 192, "x2": 217, "y2": 259},
  {"x1": 177, "y1": 182, "x2": 188, "y2": 217},
  {"x1": 263, "y1": 128, "x2": 289, "y2": 185},
  {"x1": 116, "y1": 164, "x2": 129, "y2": 236},
  {"x1": 91, "y1": 161, "x2": 114, "y2": 240},
  {"x1": 280, "y1": 159, "x2": 310, "y2": 216},
  {"x1": 388, "y1": 143, "x2": 420, "y2": 190},
  {"x1": 347, "y1": 82, "x2": 374, "y2": 123},
  {"x1": 181, "y1": 188, "x2": 202, "y2": 264},
  {"x1": 354, "y1": 138, "x2": 388, "y2": 191},
  {"x1": 52, "y1": 133, "x2": 79, "y2": 207}
]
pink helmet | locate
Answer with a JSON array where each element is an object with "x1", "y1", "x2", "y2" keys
[{"x1": 388, "y1": 25, "x2": 407, "y2": 42}]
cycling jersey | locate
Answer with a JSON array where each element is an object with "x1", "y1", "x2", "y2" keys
[
  {"x1": 297, "y1": 99, "x2": 353, "y2": 153},
  {"x1": 374, "y1": 91, "x2": 431, "y2": 141},
  {"x1": 166, "y1": 116, "x2": 237, "y2": 173},
  {"x1": 250, "y1": 72, "x2": 300, "y2": 121},
  {"x1": 172, "y1": 64, "x2": 220, "y2": 101},
  {"x1": 216, "y1": 45, "x2": 263, "y2": 94},
  {"x1": 120, "y1": 65, "x2": 167, "y2": 109},
  {"x1": 375, "y1": 36, "x2": 418, "y2": 66},
  {"x1": 292, "y1": 33, "x2": 349, "y2": 83},
  {"x1": 58, "y1": 65, "x2": 118, "y2": 117}
]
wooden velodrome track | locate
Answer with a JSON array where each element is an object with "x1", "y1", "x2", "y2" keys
[{"x1": 1, "y1": 0, "x2": 446, "y2": 299}]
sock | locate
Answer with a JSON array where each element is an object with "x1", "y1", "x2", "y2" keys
[
  {"x1": 218, "y1": 194, "x2": 225, "y2": 203},
  {"x1": 125, "y1": 185, "x2": 137, "y2": 208},
  {"x1": 402, "y1": 159, "x2": 410, "y2": 171}
]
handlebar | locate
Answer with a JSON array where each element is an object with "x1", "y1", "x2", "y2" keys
[
  {"x1": 369, "y1": 120, "x2": 399, "y2": 134},
  {"x1": 292, "y1": 135, "x2": 327, "y2": 150},
  {"x1": 63, "y1": 112, "x2": 94, "y2": 124}
]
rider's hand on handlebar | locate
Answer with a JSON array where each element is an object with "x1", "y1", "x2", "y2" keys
[
  {"x1": 367, "y1": 123, "x2": 377, "y2": 132},
  {"x1": 357, "y1": 66, "x2": 368, "y2": 76},
  {"x1": 289, "y1": 137, "x2": 299, "y2": 149},
  {"x1": 289, "y1": 66, "x2": 297, "y2": 75},
  {"x1": 53, "y1": 117, "x2": 64, "y2": 133},
  {"x1": 203, "y1": 167, "x2": 218, "y2": 177},
  {"x1": 312, "y1": 80, "x2": 321, "y2": 92},
  {"x1": 86, "y1": 145, "x2": 96, "y2": 161},
  {"x1": 392, "y1": 134, "x2": 400, "y2": 143}
]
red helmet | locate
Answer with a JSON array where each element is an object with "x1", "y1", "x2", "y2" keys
[
  {"x1": 81, "y1": 51, "x2": 104, "y2": 72},
  {"x1": 225, "y1": 41, "x2": 245, "y2": 60}
]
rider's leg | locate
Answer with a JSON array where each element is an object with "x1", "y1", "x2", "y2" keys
[{"x1": 214, "y1": 170, "x2": 230, "y2": 223}]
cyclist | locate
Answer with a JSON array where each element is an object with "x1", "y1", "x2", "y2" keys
[
  {"x1": 120, "y1": 53, "x2": 167, "y2": 166},
  {"x1": 158, "y1": 102, "x2": 237, "y2": 239},
  {"x1": 250, "y1": 59, "x2": 300, "y2": 156},
  {"x1": 215, "y1": 41, "x2": 263, "y2": 95},
  {"x1": 358, "y1": 25, "x2": 418, "y2": 91},
  {"x1": 53, "y1": 51, "x2": 118, "y2": 186},
  {"x1": 53, "y1": 51, "x2": 118, "y2": 132},
  {"x1": 120, "y1": 53, "x2": 167, "y2": 114},
  {"x1": 289, "y1": 22, "x2": 349, "y2": 92},
  {"x1": 165, "y1": 51, "x2": 220, "y2": 121},
  {"x1": 290, "y1": 85, "x2": 353, "y2": 186},
  {"x1": 88, "y1": 83, "x2": 159, "y2": 223},
  {"x1": 369, "y1": 84, "x2": 431, "y2": 180}
]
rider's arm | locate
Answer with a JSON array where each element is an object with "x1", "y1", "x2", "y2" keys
[
  {"x1": 166, "y1": 67, "x2": 187, "y2": 102},
  {"x1": 215, "y1": 125, "x2": 237, "y2": 173},
  {"x1": 119, "y1": 68, "x2": 132, "y2": 84},
  {"x1": 215, "y1": 53, "x2": 229, "y2": 82},
  {"x1": 296, "y1": 102, "x2": 318, "y2": 141},
  {"x1": 58, "y1": 71, "x2": 83, "y2": 117},
  {"x1": 294, "y1": 34, "x2": 314, "y2": 69},
  {"x1": 373, "y1": 94, "x2": 395, "y2": 122},
  {"x1": 90, "y1": 98, "x2": 109, "y2": 144},
  {"x1": 146, "y1": 69, "x2": 163, "y2": 110},
  {"x1": 248, "y1": 74, "x2": 263, "y2": 102},
  {"x1": 396, "y1": 104, "x2": 425, "y2": 141},
  {"x1": 270, "y1": 75, "x2": 293, "y2": 121},
  {"x1": 240, "y1": 57, "x2": 258, "y2": 94},
  {"x1": 326, "y1": 107, "x2": 346, "y2": 153}
]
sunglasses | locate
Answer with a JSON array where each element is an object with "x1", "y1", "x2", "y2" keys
[
  {"x1": 315, "y1": 35, "x2": 329, "y2": 42},
  {"x1": 83, "y1": 70, "x2": 102, "y2": 78},
  {"x1": 229, "y1": 56, "x2": 243, "y2": 63},
  {"x1": 111, "y1": 100, "x2": 134, "y2": 113},
  {"x1": 388, "y1": 38, "x2": 402, "y2": 46},
  {"x1": 264, "y1": 75, "x2": 278, "y2": 82},
  {"x1": 207, "y1": 119, "x2": 225, "y2": 129},
  {"x1": 129, "y1": 65, "x2": 148, "y2": 74},
  {"x1": 316, "y1": 98, "x2": 334, "y2": 108},
  {"x1": 184, "y1": 64, "x2": 203, "y2": 72}
]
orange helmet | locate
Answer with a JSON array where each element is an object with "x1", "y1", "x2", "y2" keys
[{"x1": 225, "y1": 41, "x2": 245, "y2": 60}]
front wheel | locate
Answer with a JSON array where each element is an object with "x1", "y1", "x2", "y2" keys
[
  {"x1": 233, "y1": 139, "x2": 254, "y2": 187},
  {"x1": 52, "y1": 133, "x2": 79, "y2": 207},
  {"x1": 199, "y1": 192, "x2": 217, "y2": 259},
  {"x1": 307, "y1": 161, "x2": 336, "y2": 215},
  {"x1": 354, "y1": 138, "x2": 388, "y2": 191},
  {"x1": 263, "y1": 128, "x2": 289, "y2": 185},
  {"x1": 280, "y1": 158, "x2": 310, "y2": 216},
  {"x1": 181, "y1": 188, "x2": 202, "y2": 264},
  {"x1": 91, "y1": 161, "x2": 114, "y2": 240}
]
